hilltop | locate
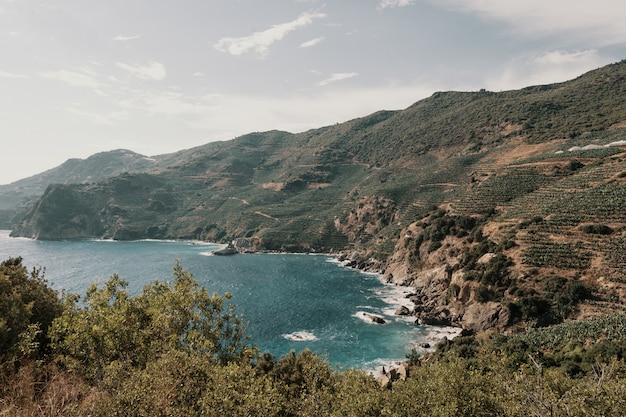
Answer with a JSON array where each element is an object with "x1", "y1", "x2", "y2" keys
[{"x1": 9, "y1": 59, "x2": 626, "y2": 332}]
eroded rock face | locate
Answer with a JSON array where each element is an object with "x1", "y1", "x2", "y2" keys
[
  {"x1": 335, "y1": 196, "x2": 396, "y2": 242},
  {"x1": 461, "y1": 302, "x2": 511, "y2": 332},
  {"x1": 355, "y1": 215, "x2": 512, "y2": 332}
]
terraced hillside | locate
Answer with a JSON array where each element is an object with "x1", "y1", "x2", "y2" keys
[{"x1": 10, "y1": 60, "x2": 626, "y2": 330}]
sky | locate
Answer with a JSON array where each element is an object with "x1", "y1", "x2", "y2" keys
[{"x1": 1, "y1": 0, "x2": 626, "y2": 185}]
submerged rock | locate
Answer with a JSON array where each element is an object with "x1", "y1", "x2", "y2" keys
[{"x1": 363, "y1": 313, "x2": 386, "y2": 324}]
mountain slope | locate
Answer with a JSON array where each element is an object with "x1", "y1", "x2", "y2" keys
[
  {"x1": 0, "y1": 149, "x2": 163, "y2": 228},
  {"x1": 10, "y1": 59, "x2": 626, "y2": 331}
]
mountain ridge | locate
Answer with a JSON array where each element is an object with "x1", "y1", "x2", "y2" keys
[{"x1": 8, "y1": 59, "x2": 626, "y2": 332}]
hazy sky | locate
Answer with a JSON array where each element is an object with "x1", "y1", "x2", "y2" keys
[{"x1": 2, "y1": 0, "x2": 626, "y2": 184}]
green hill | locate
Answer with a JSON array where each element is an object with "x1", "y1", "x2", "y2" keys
[{"x1": 9, "y1": 59, "x2": 626, "y2": 331}]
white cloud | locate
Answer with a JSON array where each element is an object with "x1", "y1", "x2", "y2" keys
[
  {"x1": 117, "y1": 90, "x2": 219, "y2": 117},
  {"x1": 318, "y1": 72, "x2": 359, "y2": 86},
  {"x1": 300, "y1": 36, "x2": 325, "y2": 48},
  {"x1": 214, "y1": 11, "x2": 326, "y2": 58},
  {"x1": 40, "y1": 69, "x2": 105, "y2": 90},
  {"x1": 113, "y1": 34, "x2": 141, "y2": 42},
  {"x1": 65, "y1": 107, "x2": 129, "y2": 126},
  {"x1": 181, "y1": 82, "x2": 437, "y2": 137},
  {"x1": 485, "y1": 50, "x2": 605, "y2": 91},
  {"x1": 0, "y1": 70, "x2": 28, "y2": 79},
  {"x1": 116, "y1": 61, "x2": 166, "y2": 80},
  {"x1": 377, "y1": 0, "x2": 415, "y2": 10},
  {"x1": 433, "y1": 0, "x2": 626, "y2": 46}
]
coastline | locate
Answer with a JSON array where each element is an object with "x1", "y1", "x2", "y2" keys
[{"x1": 2, "y1": 231, "x2": 463, "y2": 367}]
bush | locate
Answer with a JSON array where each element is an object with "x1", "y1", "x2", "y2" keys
[
  {"x1": 581, "y1": 223, "x2": 614, "y2": 235},
  {"x1": 0, "y1": 257, "x2": 63, "y2": 360},
  {"x1": 49, "y1": 260, "x2": 255, "y2": 382}
]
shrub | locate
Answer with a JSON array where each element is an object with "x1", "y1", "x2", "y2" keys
[
  {"x1": 581, "y1": 223, "x2": 614, "y2": 235},
  {"x1": 49, "y1": 261, "x2": 254, "y2": 383},
  {"x1": 0, "y1": 257, "x2": 63, "y2": 360}
]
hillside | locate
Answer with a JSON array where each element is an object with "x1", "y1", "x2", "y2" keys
[
  {"x1": 0, "y1": 149, "x2": 164, "y2": 228},
  {"x1": 10, "y1": 59, "x2": 626, "y2": 332}
]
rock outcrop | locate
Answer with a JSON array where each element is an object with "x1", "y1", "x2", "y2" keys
[{"x1": 340, "y1": 212, "x2": 515, "y2": 334}]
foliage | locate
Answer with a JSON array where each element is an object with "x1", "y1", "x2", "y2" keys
[
  {"x1": 4, "y1": 257, "x2": 626, "y2": 416},
  {"x1": 0, "y1": 257, "x2": 63, "y2": 361},
  {"x1": 406, "y1": 209, "x2": 482, "y2": 267},
  {"x1": 581, "y1": 223, "x2": 614, "y2": 235},
  {"x1": 49, "y1": 260, "x2": 254, "y2": 383}
]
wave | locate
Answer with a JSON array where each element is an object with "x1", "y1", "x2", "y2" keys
[
  {"x1": 406, "y1": 325, "x2": 463, "y2": 352},
  {"x1": 283, "y1": 331, "x2": 318, "y2": 342},
  {"x1": 361, "y1": 357, "x2": 408, "y2": 375},
  {"x1": 352, "y1": 311, "x2": 386, "y2": 324}
]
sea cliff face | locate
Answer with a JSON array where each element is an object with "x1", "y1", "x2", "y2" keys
[{"x1": 337, "y1": 214, "x2": 513, "y2": 333}]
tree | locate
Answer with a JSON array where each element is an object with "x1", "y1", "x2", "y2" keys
[
  {"x1": 0, "y1": 257, "x2": 63, "y2": 360},
  {"x1": 50, "y1": 260, "x2": 255, "y2": 383}
]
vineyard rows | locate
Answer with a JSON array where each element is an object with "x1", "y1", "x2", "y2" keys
[{"x1": 510, "y1": 312, "x2": 626, "y2": 350}]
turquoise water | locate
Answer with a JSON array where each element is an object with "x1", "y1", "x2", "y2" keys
[{"x1": 0, "y1": 231, "x2": 453, "y2": 369}]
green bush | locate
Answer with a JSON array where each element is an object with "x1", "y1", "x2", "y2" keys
[
  {"x1": 49, "y1": 261, "x2": 255, "y2": 383},
  {"x1": 0, "y1": 257, "x2": 63, "y2": 360},
  {"x1": 581, "y1": 223, "x2": 614, "y2": 235}
]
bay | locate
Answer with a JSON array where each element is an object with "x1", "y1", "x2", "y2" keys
[{"x1": 0, "y1": 231, "x2": 455, "y2": 369}]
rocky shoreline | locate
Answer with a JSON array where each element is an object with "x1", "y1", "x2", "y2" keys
[
  {"x1": 334, "y1": 246, "x2": 510, "y2": 335},
  {"x1": 226, "y1": 234, "x2": 488, "y2": 337}
]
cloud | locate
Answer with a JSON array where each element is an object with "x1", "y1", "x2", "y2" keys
[
  {"x1": 0, "y1": 70, "x2": 28, "y2": 79},
  {"x1": 318, "y1": 72, "x2": 358, "y2": 86},
  {"x1": 214, "y1": 11, "x2": 326, "y2": 58},
  {"x1": 377, "y1": 0, "x2": 415, "y2": 10},
  {"x1": 40, "y1": 68, "x2": 105, "y2": 90},
  {"x1": 65, "y1": 107, "x2": 129, "y2": 126},
  {"x1": 117, "y1": 90, "x2": 220, "y2": 117},
  {"x1": 116, "y1": 61, "x2": 166, "y2": 80},
  {"x1": 300, "y1": 36, "x2": 325, "y2": 48},
  {"x1": 112, "y1": 34, "x2": 141, "y2": 42},
  {"x1": 485, "y1": 50, "x2": 605, "y2": 91},
  {"x1": 433, "y1": 0, "x2": 626, "y2": 46},
  {"x1": 179, "y1": 81, "x2": 437, "y2": 139}
]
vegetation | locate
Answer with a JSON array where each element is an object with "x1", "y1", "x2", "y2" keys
[
  {"x1": 2, "y1": 257, "x2": 626, "y2": 416},
  {"x1": 5, "y1": 59, "x2": 626, "y2": 414}
]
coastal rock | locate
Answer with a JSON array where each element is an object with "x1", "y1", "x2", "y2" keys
[
  {"x1": 395, "y1": 305, "x2": 411, "y2": 316},
  {"x1": 396, "y1": 364, "x2": 408, "y2": 381},
  {"x1": 417, "y1": 312, "x2": 452, "y2": 327},
  {"x1": 213, "y1": 243, "x2": 238, "y2": 256},
  {"x1": 379, "y1": 374, "x2": 392, "y2": 389},
  {"x1": 363, "y1": 313, "x2": 386, "y2": 324},
  {"x1": 461, "y1": 302, "x2": 511, "y2": 332},
  {"x1": 376, "y1": 363, "x2": 408, "y2": 388}
]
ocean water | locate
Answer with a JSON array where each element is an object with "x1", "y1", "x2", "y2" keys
[{"x1": 0, "y1": 231, "x2": 458, "y2": 370}]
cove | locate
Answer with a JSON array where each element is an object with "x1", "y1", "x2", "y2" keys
[{"x1": 0, "y1": 231, "x2": 456, "y2": 369}]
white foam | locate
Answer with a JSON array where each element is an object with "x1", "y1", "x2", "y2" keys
[
  {"x1": 409, "y1": 325, "x2": 463, "y2": 351},
  {"x1": 283, "y1": 331, "x2": 318, "y2": 342},
  {"x1": 364, "y1": 358, "x2": 407, "y2": 375},
  {"x1": 352, "y1": 311, "x2": 386, "y2": 324}
]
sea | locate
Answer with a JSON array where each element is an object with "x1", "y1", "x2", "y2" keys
[{"x1": 0, "y1": 230, "x2": 459, "y2": 370}]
